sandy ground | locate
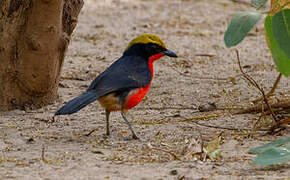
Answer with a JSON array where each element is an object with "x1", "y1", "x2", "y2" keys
[{"x1": 1, "y1": 0, "x2": 290, "y2": 179}]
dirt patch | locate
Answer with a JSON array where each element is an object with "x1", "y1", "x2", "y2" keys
[{"x1": 0, "y1": 0, "x2": 289, "y2": 179}]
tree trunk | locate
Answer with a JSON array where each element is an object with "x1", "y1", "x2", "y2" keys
[{"x1": 0, "y1": 0, "x2": 83, "y2": 111}]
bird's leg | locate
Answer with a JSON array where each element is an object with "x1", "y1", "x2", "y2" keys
[
  {"x1": 106, "y1": 110, "x2": 111, "y2": 136},
  {"x1": 121, "y1": 111, "x2": 138, "y2": 139}
]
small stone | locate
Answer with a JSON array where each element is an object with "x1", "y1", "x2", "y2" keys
[
  {"x1": 170, "y1": 169, "x2": 178, "y2": 175},
  {"x1": 198, "y1": 102, "x2": 217, "y2": 112},
  {"x1": 26, "y1": 137, "x2": 34, "y2": 144}
]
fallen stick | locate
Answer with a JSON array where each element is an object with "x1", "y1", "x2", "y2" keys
[{"x1": 235, "y1": 100, "x2": 290, "y2": 114}]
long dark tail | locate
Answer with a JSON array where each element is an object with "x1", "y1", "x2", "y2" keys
[{"x1": 55, "y1": 91, "x2": 99, "y2": 115}]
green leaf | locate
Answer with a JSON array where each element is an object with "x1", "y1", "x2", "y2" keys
[
  {"x1": 265, "y1": 14, "x2": 290, "y2": 77},
  {"x1": 224, "y1": 11, "x2": 262, "y2": 47},
  {"x1": 249, "y1": 137, "x2": 290, "y2": 154},
  {"x1": 253, "y1": 146, "x2": 290, "y2": 166},
  {"x1": 272, "y1": 9, "x2": 290, "y2": 59},
  {"x1": 251, "y1": 0, "x2": 268, "y2": 9}
]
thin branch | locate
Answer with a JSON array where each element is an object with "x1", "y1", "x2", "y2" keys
[
  {"x1": 252, "y1": 73, "x2": 282, "y2": 103},
  {"x1": 85, "y1": 129, "x2": 97, "y2": 136},
  {"x1": 41, "y1": 145, "x2": 47, "y2": 162},
  {"x1": 253, "y1": 104, "x2": 265, "y2": 130},
  {"x1": 235, "y1": 99, "x2": 290, "y2": 114},
  {"x1": 235, "y1": 50, "x2": 278, "y2": 123},
  {"x1": 195, "y1": 53, "x2": 216, "y2": 57}
]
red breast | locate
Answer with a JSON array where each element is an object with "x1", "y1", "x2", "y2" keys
[{"x1": 124, "y1": 53, "x2": 164, "y2": 110}]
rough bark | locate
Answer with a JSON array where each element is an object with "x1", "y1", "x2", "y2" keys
[{"x1": 0, "y1": 0, "x2": 83, "y2": 110}]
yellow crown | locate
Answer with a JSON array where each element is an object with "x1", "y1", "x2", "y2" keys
[{"x1": 126, "y1": 34, "x2": 166, "y2": 50}]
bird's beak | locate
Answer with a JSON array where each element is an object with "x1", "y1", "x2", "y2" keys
[{"x1": 162, "y1": 49, "x2": 178, "y2": 58}]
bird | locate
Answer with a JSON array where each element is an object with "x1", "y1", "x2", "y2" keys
[{"x1": 55, "y1": 34, "x2": 178, "y2": 139}]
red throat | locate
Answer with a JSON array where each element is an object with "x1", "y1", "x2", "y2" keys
[
  {"x1": 148, "y1": 53, "x2": 164, "y2": 74},
  {"x1": 124, "y1": 53, "x2": 163, "y2": 110}
]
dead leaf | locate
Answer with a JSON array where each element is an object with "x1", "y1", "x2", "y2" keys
[{"x1": 205, "y1": 135, "x2": 222, "y2": 160}]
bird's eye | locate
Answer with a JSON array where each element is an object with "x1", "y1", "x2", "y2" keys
[{"x1": 152, "y1": 44, "x2": 159, "y2": 49}]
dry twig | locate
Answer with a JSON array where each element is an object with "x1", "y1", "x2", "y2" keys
[
  {"x1": 252, "y1": 73, "x2": 282, "y2": 103},
  {"x1": 235, "y1": 100, "x2": 290, "y2": 114},
  {"x1": 85, "y1": 129, "x2": 97, "y2": 136},
  {"x1": 235, "y1": 50, "x2": 278, "y2": 124},
  {"x1": 253, "y1": 105, "x2": 265, "y2": 130},
  {"x1": 41, "y1": 145, "x2": 47, "y2": 162},
  {"x1": 195, "y1": 53, "x2": 216, "y2": 57}
]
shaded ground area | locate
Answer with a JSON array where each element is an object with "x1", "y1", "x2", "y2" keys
[{"x1": 0, "y1": 0, "x2": 289, "y2": 179}]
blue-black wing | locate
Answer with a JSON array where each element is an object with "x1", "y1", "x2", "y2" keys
[{"x1": 87, "y1": 55, "x2": 152, "y2": 96}]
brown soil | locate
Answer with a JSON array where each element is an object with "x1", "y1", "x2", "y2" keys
[{"x1": 1, "y1": 0, "x2": 289, "y2": 179}]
